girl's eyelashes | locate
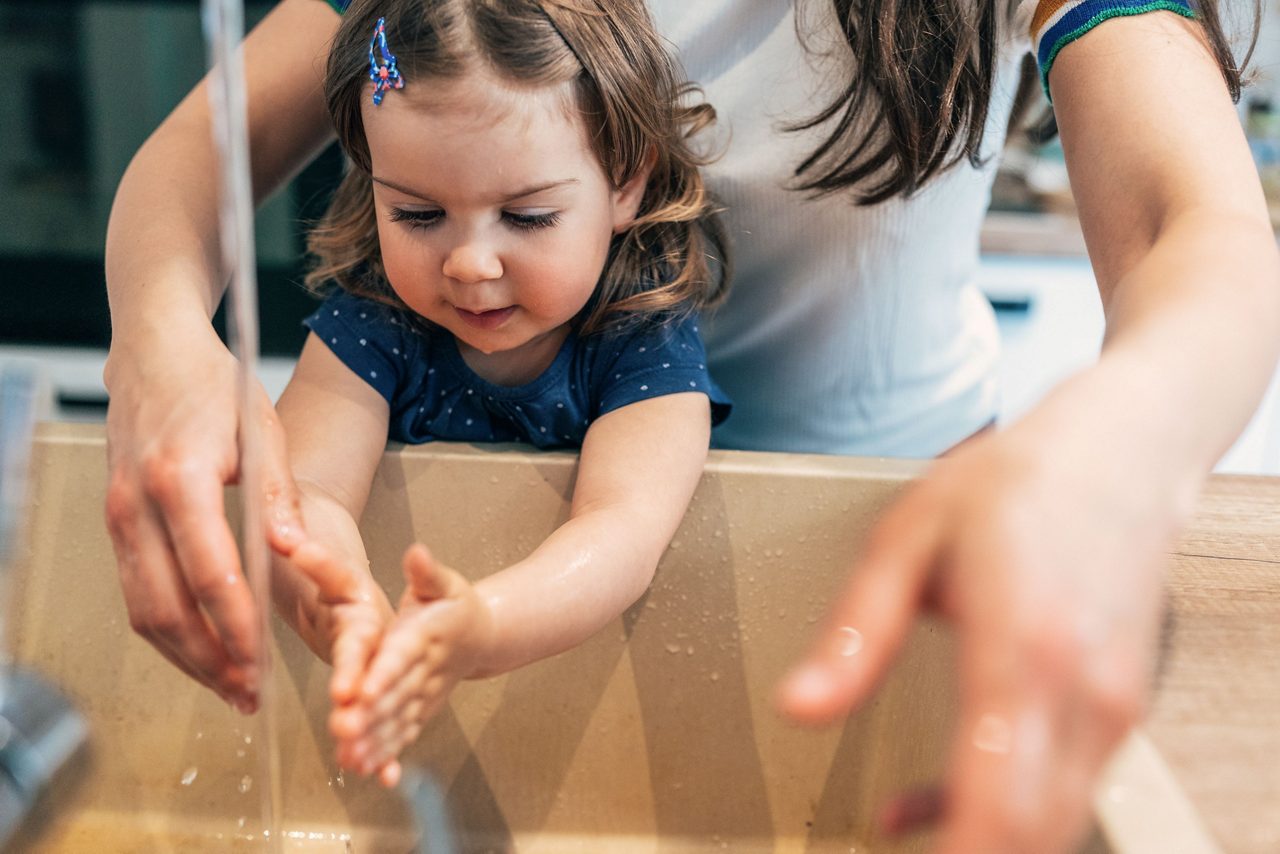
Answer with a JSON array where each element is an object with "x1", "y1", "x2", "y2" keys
[
  {"x1": 386, "y1": 207, "x2": 561, "y2": 232},
  {"x1": 503, "y1": 210, "x2": 561, "y2": 231},
  {"x1": 388, "y1": 207, "x2": 443, "y2": 230}
]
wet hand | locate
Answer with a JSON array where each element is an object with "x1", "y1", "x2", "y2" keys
[
  {"x1": 330, "y1": 544, "x2": 493, "y2": 788},
  {"x1": 287, "y1": 539, "x2": 395, "y2": 699},
  {"x1": 104, "y1": 339, "x2": 304, "y2": 713},
  {"x1": 778, "y1": 428, "x2": 1174, "y2": 853}
]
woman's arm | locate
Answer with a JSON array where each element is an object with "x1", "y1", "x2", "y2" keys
[
  {"x1": 780, "y1": 11, "x2": 1279, "y2": 854},
  {"x1": 1047, "y1": 11, "x2": 1280, "y2": 489},
  {"x1": 102, "y1": 0, "x2": 340, "y2": 710}
]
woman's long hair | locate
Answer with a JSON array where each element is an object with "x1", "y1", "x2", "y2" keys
[{"x1": 791, "y1": 0, "x2": 1260, "y2": 205}]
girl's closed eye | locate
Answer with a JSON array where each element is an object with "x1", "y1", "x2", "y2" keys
[
  {"x1": 388, "y1": 207, "x2": 443, "y2": 230},
  {"x1": 503, "y1": 210, "x2": 561, "y2": 231},
  {"x1": 387, "y1": 208, "x2": 561, "y2": 232}
]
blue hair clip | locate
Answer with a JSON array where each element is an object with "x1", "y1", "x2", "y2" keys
[{"x1": 368, "y1": 17, "x2": 405, "y2": 105}]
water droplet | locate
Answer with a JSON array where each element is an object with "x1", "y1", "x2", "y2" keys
[
  {"x1": 244, "y1": 735, "x2": 252, "y2": 745},
  {"x1": 709, "y1": 671, "x2": 720, "y2": 682},
  {"x1": 194, "y1": 731, "x2": 203, "y2": 740},
  {"x1": 665, "y1": 643, "x2": 681, "y2": 654},
  {"x1": 838, "y1": 626, "x2": 863, "y2": 657},
  {"x1": 238, "y1": 817, "x2": 246, "y2": 829},
  {"x1": 972, "y1": 713, "x2": 1012, "y2": 754},
  {"x1": 685, "y1": 646, "x2": 694, "y2": 655},
  {"x1": 180, "y1": 767, "x2": 198, "y2": 786},
  {"x1": 239, "y1": 775, "x2": 253, "y2": 794},
  {"x1": 236, "y1": 749, "x2": 246, "y2": 759}
]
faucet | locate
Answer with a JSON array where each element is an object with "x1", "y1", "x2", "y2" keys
[
  {"x1": 0, "y1": 364, "x2": 90, "y2": 850},
  {"x1": 399, "y1": 767, "x2": 459, "y2": 854}
]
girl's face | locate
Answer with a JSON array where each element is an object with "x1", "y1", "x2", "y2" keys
[{"x1": 363, "y1": 74, "x2": 648, "y2": 381}]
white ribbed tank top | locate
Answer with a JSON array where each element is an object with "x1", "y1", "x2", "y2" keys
[{"x1": 647, "y1": 2, "x2": 1034, "y2": 457}]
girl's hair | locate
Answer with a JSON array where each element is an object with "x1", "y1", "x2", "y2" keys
[
  {"x1": 791, "y1": 0, "x2": 1261, "y2": 205},
  {"x1": 307, "y1": 0, "x2": 728, "y2": 336}
]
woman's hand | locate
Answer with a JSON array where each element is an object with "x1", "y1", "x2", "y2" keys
[
  {"x1": 779, "y1": 413, "x2": 1184, "y2": 853},
  {"x1": 327, "y1": 544, "x2": 494, "y2": 788},
  {"x1": 103, "y1": 331, "x2": 304, "y2": 713}
]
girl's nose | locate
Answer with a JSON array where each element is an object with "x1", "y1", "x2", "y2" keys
[{"x1": 442, "y1": 242, "x2": 503, "y2": 284}]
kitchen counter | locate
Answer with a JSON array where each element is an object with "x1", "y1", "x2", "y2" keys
[{"x1": 1145, "y1": 473, "x2": 1280, "y2": 853}]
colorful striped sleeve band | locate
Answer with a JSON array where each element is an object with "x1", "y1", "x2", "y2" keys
[{"x1": 1031, "y1": 0, "x2": 1196, "y2": 99}]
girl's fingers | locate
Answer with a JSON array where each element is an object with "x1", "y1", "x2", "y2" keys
[
  {"x1": 368, "y1": 660, "x2": 431, "y2": 727},
  {"x1": 378, "y1": 759, "x2": 403, "y2": 788},
  {"x1": 293, "y1": 541, "x2": 359, "y2": 604},
  {"x1": 361, "y1": 616, "x2": 442, "y2": 700},
  {"x1": 402, "y1": 543, "x2": 451, "y2": 601},
  {"x1": 777, "y1": 491, "x2": 943, "y2": 724},
  {"x1": 329, "y1": 609, "x2": 383, "y2": 704},
  {"x1": 257, "y1": 392, "x2": 306, "y2": 555}
]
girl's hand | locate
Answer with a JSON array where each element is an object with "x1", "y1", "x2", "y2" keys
[
  {"x1": 330, "y1": 544, "x2": 494, "y2": 788},
  {"x1": 288, "y1": 540, "x2": 395, "y2": 709},
  {"x1": 779, "y1": 423, "x2": 1179, "y2": 853}
]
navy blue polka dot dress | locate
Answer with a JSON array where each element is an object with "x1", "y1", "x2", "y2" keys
[{"x1": 304, "y1": 291, "x2": 731, "y2": 448}]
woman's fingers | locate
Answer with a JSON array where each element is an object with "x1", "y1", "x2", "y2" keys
[
  {"x1": 157, "y1": 461, "x2": 261, "y2": 672},
  {"x1": 777, "y1": 489, "x2": 943, "y2": 724},
  {"x1": 107, "y1": 482, "x2": 258, "y2": 710},
  {"x1": 934, "y1": 596, "x2": 1147, "y2": 853}
]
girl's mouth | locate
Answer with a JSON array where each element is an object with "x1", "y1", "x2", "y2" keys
[{"x1": 454, "y1": 306, "x2": 516, "y2": 330}]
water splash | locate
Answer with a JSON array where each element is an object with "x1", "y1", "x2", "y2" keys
[{"x1": 837, "y1": 627, "x2": 863, "y2": 657}]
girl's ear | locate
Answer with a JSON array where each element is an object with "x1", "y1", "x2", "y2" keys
[{"x1": 611, "y1": 146, "x2": 658, "y2": 234}]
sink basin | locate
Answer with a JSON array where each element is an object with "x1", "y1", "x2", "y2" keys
[{"x1": 6, "y1": 423, "x2": 1213, "y2": 852}]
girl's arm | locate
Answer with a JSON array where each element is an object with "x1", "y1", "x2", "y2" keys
[
  {"x1": 472, "y1": 391, "x2": 712, "y2": 675},
  {"x1": 272, "y1": 334, "x2": 396, "y2": 691},
  {"x1": 334, "y1": 392, "x2": 712, "y2": 782},
  {"x1": 102, "y1": 0, "x2": 339, "y2": 711},
  {"x1": 780, "y1": 11, "x2": 1280, "y2": 854}
]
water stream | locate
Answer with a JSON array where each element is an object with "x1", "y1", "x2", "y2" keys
[{"x1": 200, "y1": 0, "x2": 283, "y2": 848}]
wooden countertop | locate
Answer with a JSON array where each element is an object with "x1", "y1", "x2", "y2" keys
[{"x1": 1145, "y1": 474, "x2": 1280, "y2": 853}]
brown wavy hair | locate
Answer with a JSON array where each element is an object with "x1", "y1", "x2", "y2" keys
[
  {"x1": 792, "y1": 0, "x2": 1260, "y2": 205},
  {"x1": 307, "y1": 0, "x2": 728, "y2": 336}
]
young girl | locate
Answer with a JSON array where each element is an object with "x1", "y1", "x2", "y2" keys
[{"x1": 270, "y1": 0, "x2": 729, "y2": 787}]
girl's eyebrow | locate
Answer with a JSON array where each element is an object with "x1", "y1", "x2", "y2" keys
[{"x1": 371, "y1": 175, "x2": 578, "y2": 203}]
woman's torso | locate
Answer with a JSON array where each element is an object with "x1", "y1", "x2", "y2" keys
[{"x1": 648, "y1": 1, "x2": 1033, "y2": 456}]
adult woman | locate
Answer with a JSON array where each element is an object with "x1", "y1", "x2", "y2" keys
[{"x1": 103, "y1": 1, "x2": 1278, "y2": 850}]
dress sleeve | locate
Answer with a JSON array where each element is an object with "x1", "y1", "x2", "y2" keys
[
  {"x1": 302, "y1": 291, "x2": 413, "y2": 403},
  {"x1": 592, "y1": 315, "x2": 732, "y2": 427},
  {"x1": 324, "y1": 0, "x2": 353, "y2": 14},
  {"x1": 1030, "y1": 0, "x2": 1195, "y2": 99}
]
